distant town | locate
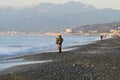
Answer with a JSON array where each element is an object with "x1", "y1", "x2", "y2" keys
[{"x1": 0, "y1": 27, "x2": 120, "y2": 37}]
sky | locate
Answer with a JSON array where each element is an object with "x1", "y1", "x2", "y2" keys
[{"x1": 0, "y1": 0, "x2": 120, "y2": 10}]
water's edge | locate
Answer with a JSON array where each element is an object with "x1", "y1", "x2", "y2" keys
[{"x1": 0, "y1": 59, "x2": 52, "y2": 71}]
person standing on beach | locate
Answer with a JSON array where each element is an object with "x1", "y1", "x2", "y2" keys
[
  {"x1": 56, "y1": 34, "x2": 63, "y2": 53},
  {"x1": 100, "y1": 35, "x2": 103, "y2": 41}
]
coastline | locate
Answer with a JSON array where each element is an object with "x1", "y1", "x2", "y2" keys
[{"x1": 0, "y1": 37, "x2": 120, "y2": 80}]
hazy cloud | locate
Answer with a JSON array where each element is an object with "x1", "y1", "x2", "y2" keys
[{"x1": 0, "y1": 0, "x2": 120, "y2": 9}]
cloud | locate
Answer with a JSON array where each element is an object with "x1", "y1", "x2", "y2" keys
[{"x1": 0, "y1": 0, "x2": 119, "y2": 9}]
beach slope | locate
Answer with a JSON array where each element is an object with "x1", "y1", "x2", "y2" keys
[{"x1": 0, "y1": 37, "x2": 120, "y2": 80}]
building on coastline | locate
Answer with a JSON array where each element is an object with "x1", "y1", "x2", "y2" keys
[
  {"x1": 45, "y1": 32, "x2": 61, "y2": 36},
  {"x1": 109, "y1": 27, "x2": 120, "y2": 37},
  {"x1": 66, "y1": 28, "x2": 72, "y2": 33}
]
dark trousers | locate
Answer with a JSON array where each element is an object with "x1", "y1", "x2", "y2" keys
[{"x1": 58, "y1": 44, "x2": 62, "y2": 53}]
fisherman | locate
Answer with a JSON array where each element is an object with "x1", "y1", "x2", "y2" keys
[{"x1": 56, "y1": 34, "x2": 63, "y2": 53}]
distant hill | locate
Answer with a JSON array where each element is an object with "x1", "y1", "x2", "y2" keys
[
  {"x1": 72, "y1": 22, "x2": 120, "y2": 33},
  {"x1": 0, "y1": 1, "x2": 120, "y2": 32}
]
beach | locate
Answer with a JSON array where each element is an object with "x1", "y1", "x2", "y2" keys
[{"x1": 0, "y1": 37, "x2": 120, "y2": 80}]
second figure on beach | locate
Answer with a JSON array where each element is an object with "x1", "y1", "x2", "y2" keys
[{"x1": 56, "y1": 34, "x2": 63, "y2": 53}]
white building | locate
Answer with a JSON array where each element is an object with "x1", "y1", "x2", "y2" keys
[{"x1": 66, "y1": 28, "x2": 72, "y2": 33}]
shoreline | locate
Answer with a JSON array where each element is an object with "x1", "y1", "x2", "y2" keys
[
  {"x1": 0, "y1": 35, "x2": 99, "y2": 60},
  {"x1": 0, "y1": 37, "x2": 97, "y2": 60},
  {"x1": 0, "y1": 38, "x2": 92, "y2": 71},
  {"x1": 0, "y1": 59, "x2": 52, "y2": 71},
  {"x1": 0, "y1": 37, "x2": 120, "y2": 80}
]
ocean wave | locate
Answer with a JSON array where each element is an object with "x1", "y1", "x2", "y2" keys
[
  {"x1": 0, "y1": 42, "x2": 56, "y2": 57},
  {"x1": 0, "y1": 47, "x2": 29, "y2": 56}
]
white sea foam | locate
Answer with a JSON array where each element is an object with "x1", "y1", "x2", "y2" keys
[
  {"x1": 0, "y1": 59, "x2": 52, "y2": 71},
  {"x1": 0, "y1": 47, "x2": 28, "y2": 55},
  {"x1": 0, "y1": 44, "x2": 55, "y2": 56}
]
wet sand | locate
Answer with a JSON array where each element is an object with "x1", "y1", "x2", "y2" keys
[{"x1": 0, "y1": 37, "x2": 120, "y2": 80}]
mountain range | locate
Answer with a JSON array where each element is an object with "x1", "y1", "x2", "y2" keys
[
  {"x1": 0, "y1": 1, "x2": 120, "y2": 32},
  {"x1": 73, "y1": 22, "x2": 120, "y2": 33}
]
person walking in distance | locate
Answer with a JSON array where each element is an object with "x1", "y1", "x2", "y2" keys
[{"x1": 56, "y1": 34, "x2": 63, "y2": 53}]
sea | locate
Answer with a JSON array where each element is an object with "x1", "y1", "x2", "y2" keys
[
  {"x1": 0, "y1": 35, "x2": 99, "y2": 59},
  {"x1": 0, "y1": 35, "x2": 100, "y2": 71}
]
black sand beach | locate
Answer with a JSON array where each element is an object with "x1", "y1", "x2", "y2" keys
[{"x1": 0, "y1": 37, "x2": 120, "y2": 80}]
